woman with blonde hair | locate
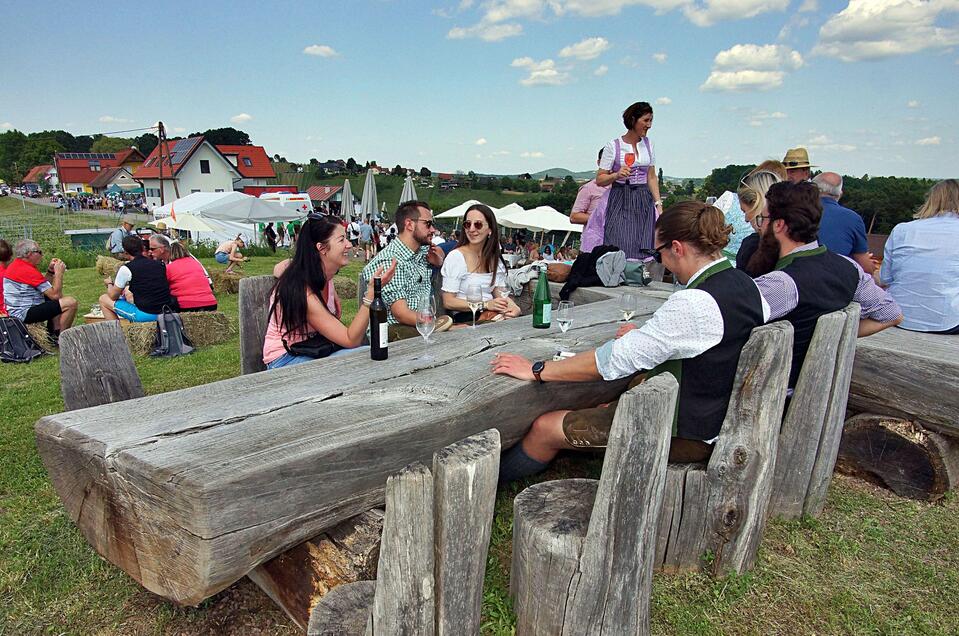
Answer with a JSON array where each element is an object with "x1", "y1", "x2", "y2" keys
[
  {"x1": 736, "y1": 167, "x2": 783, "y2": 273},
  {"x1": 880, "y1": 179, "x2": 959, "y2": 334}
]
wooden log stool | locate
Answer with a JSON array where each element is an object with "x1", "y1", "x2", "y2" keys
[
  {"x1": 59, "y1": 321, "x2": 144, "y2": 411},
  {"x1": 238, "y1": 275, "x2": 276, "y2": 374},
  {"x1": 770, "y1": 304, "x2": 860, "y2": 519},
  {"x1": 510, "y1": 375, "x2": 677, "y2": 636},
  {"x1": 655, "y1": 322, "x2": 793, "y2": 574}
]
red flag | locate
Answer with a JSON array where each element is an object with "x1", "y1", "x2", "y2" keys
[{"x1": 170, "y1": 202, "x2": 177, "y2": 222}]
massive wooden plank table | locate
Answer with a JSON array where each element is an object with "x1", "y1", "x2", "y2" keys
[{"x1": 36, "y1": 285, "x2": 661, "y2": 605}]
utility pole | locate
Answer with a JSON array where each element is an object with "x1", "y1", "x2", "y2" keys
[{"x1": 157, "y1": 121, "x2": 167, "y2": 206}]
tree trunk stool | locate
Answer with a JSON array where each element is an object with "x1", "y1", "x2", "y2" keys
[
  {"x1": 511, "y1": 375, "x2": 677, "y2": 636},
  {"x1": 238, "y1": 275, "x2": 275, "y2": 374}
]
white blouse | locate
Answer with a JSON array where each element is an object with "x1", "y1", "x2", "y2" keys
[{"x1": 441, "y1": 249, "x2": 508, "y2": 302}]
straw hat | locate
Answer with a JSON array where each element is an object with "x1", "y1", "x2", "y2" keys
[
  {"x1": 120, "y1": 213, "x2": 139, "y2": 226},
  {"x1": 782, "y1": 147, "x2": 815, "y2": 169}
]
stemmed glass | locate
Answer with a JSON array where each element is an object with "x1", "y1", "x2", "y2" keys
[
  {"x1": 415, "y1": 297, "x2": 437, "y2": 361},
  {"x1": 466, "y1": 285, "x2": 483, "y2": 329},
  {"x1": 557, "y1": 301, "x2": 573, "y2": 333},
  {"x1": 619, "y1": 293, "x2": 638, "y2": 322}
]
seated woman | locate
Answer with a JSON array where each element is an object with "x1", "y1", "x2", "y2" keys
[
  {"x1": 735, "y1": 167, "x2": 783, "y2": 273},
  {"x1": 263, "y1": 215, "x2": 397, "y2": 369},
  {"x1": 540, "y1": 244, "x2": 555, "y2": 261},
  {"x1": 158, "y1": 236, "x2": 217, "y2": 312},
  {"x1": 441, "y1": 204, "x2": 521, "y2": 323},
  {"x1": 214, "y1": 235, "x2": 247, "y2": 274},
  {"x1": 880, "y1": 179, "x2": 959, "y2": 334}
]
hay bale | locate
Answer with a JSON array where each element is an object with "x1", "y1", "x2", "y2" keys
[
  {"x1": 212, "y1": 271, "x2": 244, "y2": 294},
  {"x1": 333, "y1": 276, "x2": 358, "y2": 300},
  {"x1": 96, "y1": 256, "x2": 124, "y2": 279},
  {"x1": 25, "y1": 323, "x2": 57, "y2": 353},
  {"x1": 122, "y1": 311, "x2": 234, "y2": 355}
]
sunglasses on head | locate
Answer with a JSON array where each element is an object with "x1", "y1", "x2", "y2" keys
[{"x1": 463, "y1": 220, "x2": 487, "y2": 230}]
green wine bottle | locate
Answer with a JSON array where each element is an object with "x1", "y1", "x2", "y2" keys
[{"x1": 532, "y1": 266, "x2": 551, "y2": 329}]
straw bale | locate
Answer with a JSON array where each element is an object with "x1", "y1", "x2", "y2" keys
[
  {"x1": 333, "y1": 276, "x2": 358, "y2": 301},
  {"x1": 25, "y1": 323, "x2": 57, "y2": 353},
  {"x1": 122, "y1": 311, "x2": 234, "y2": 355},
  {"x1": 212, "y1": 271, "x2": 245, "y2": 294},
  {"x1": 96, "y1": 256, "x2": 124, "y2": 279}
]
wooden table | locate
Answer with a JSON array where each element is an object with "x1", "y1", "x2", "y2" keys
[{"x1": 36, "y1": 284, "x2": 662, "y2": 605}]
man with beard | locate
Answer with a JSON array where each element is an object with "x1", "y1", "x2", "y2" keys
[
  {"x1": 362, "y1": 200, "x2": 450, "y2": 340},
  {"x1": 749, "y1": 181, "x2": 902, "y2": 388}
]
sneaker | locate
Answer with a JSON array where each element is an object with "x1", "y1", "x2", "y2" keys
[{"x1": 435, "y1": 315, "x2": 453, "y2": 333}]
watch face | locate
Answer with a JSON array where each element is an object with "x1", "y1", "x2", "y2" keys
[{"x1": 532, "y1": 361, "x2": 545, "y2": 373}]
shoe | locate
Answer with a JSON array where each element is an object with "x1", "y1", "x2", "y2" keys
[{"x1": 435, "y1": 315, "x2": 453, "y2": 333}]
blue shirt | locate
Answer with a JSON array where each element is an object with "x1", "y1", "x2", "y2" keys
[
  {"x1": 109, "y1": 227, "x2": 134, "y2": 254},
  {"x1": 818, "y1": 197, "x2": 868, "y2": 257},
  {"x1": 880, "y1": 213, "x2": 959, "y2": 332}
]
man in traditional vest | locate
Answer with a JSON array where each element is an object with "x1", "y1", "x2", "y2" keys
[
  {"x1": 750, "y1": 181, "x2": 902, "y2": 388},
  {"x1": 99, "y1": 235, "x2": 173, "y2": 323},
  {"x1": 491, "y1": 202, "x2": 770, "y2": 483}
]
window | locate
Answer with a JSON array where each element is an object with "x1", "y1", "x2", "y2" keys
[
  {"x1": 200, "y1": 160, "x2": 210, "y2": 174},
  {"x1": 88, "y1": 160, "x2": 101, "y2": 172},
  {"x1": 214, "y1": 188, "x2": 224, "y2": 192},
  {"x1": 191, "y1": 189, "x2": 201, "y2": 193},
  {"x1": 146, "y1": 188, "x2": 160, "y2": 198},
  {"x1": 242, "y1": 157, "x2": 253, "y2": 167}
]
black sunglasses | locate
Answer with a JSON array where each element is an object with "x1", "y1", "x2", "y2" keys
[
  {"x1": 640, "y1": 243, "x2": 670, "y2": 263},
  {"x1": 463, "y1": 220, "x2": 487, "y2": 230},
  {"x1": 416, "y1": 219, "x2": 435, "y2": 228}
]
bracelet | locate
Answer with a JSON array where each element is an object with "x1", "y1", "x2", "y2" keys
[
  {"x1": 654, "y1": 200, "x2": 663, "y2": 206},
  {"x1": 362, "y1": 296, "x2": 373, "y2": 307}
]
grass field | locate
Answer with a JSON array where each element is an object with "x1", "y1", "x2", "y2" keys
[{"x1": 1, "y1": 222, "x2": 958, "y2": 634}]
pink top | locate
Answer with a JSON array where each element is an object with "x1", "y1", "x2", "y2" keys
[
  {"x1": 166, "y1": 257, "x2": 216, "y2": 309},
  {"x1": 574, "y1": 179, "x2": 610, "y2": 253},
  {"x1": 262, "y1": 279, "x2": 341, "y2": 364}
]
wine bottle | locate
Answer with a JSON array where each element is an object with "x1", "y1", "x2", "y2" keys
[
  {"x1": 532, "y1": 266, "x2": 551, "y2": 329},
  {"x1": 370, "y1": 277, "x2": 389, "y2": 360}
]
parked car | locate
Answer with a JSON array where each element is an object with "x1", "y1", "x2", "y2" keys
[{"x1": 23, "y1": 183, "x2": 41, "y2": 198}]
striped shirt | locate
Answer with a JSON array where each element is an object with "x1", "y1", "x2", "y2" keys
[
  {"x1": 2, "y1": 258, "x2": 52, "y2": 321},
  {"x1": 362, "y1": 237, "x2": 432, "y2": 324}
]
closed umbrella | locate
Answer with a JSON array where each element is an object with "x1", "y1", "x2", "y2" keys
[
  {"x1": 361, "y1": 169, "x2": 378, "y2": 222},
  {"x1": 399, "y1": 175, "x2": 418, "y2": 205},
  {"x1": 341, "y1": 179, "x2": 355, "y2": 220}
]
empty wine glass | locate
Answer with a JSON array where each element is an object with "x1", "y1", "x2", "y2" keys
[
  {"x1": 466, "y1": 284, "x2": 483, "y2": 329},
  {"x1": 619, "y1": 293, "x2": 638, "y2": 322},
  {"x1": 415, "y1": 302, "x2": 436, "y2": 361},
  {"x1": 557, "y1": 301, "x2": 573, "y2": 333}
]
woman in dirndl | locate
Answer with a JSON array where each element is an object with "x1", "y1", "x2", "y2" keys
[{"x1": 597, "y1": 101, "x2": 662, "y2": 259}]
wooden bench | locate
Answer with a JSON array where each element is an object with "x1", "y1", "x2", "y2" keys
[
  {"x1": 655, "y1": 321, "x2": 794, "y2": 574},
  {"x1": 510, "y1": 375, "x2": 677, "y2": 636},
  {"x1": 769, "y1": 304, "x2": 861, "y2": 519},
  {"x1": 307, "y1": 429, "x2": 500, "y2": 635}
]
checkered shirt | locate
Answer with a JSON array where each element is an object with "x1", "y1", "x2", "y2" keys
[{"x1": 362, "y1": 238, "x2": 432, "y2": 324}]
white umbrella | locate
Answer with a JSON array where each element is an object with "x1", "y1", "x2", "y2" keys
[
  {"x1": 499, "y1": 205, "x2": 581, "y2": 234},
  {"x1": 153, "y1": 191, "x2": 300, "y2": 224},
  {"x1": 399, "y1": 175, "x2": 418, "y2": 205},
  {"x1": 341, "y1": 179, "x2": 355, "y2": 220},
  {"x1": 150, "y1": 213, "x2": 216, "y2": 233},
  {"x1": 435, "y1": 199, "x2": 484, "y2": 219},
  {"x1": 361, "y1": 169, "x2": 378, "y2": 222}
]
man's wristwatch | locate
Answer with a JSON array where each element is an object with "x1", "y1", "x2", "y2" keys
[{"x1": 531, "y1": 360, "x2": 546, "y2": 384}]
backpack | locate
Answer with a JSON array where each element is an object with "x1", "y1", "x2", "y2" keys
[
  {"x1": 0, "y1": 316, "x2": 45, "y2": 363},
  {"x1": 150, "y1": 307, "x2": 195, "y2": 357}
]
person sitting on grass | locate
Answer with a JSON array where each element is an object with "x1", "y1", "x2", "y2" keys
[
  {"x1": 263, "y1": 214, "x2": 397, "y2": 368},
  {"x1": 99, "y1": 235, "x2": 172, "y2": 322},
  {"x1": 214, "y1": 235, "x2": 247, "y2": 274},
  {"x1": 2, "y1": 239, "x2": 78, "y2": 341},
  {"x1": 149, "y1": 234, "x2": 217, "y2": 313}
]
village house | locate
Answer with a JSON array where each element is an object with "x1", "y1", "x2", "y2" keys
[
  {"x1": 21, "y1": 164, "x2": 58, "y2": 188},
  {"x1": 134, "y1": 137, "x2": 275, "y2": 209},
  {"x1": 88, "y1": 166, "x2": 139, "y2": 195},
  {"x1": 53, "y1": 147, "x2": 145, "y2": 193}
]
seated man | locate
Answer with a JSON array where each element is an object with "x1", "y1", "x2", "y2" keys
[
  {"x1": 99, "y1": 235, "x2": 172, "y2": 322},
  {"x1": 811, "y1": 172, "x2": 875, "y2": 273},
  {"x1": 362, "y1": 200, "x2": 451, "y2": 340},
  {"x1": 2, "y1": 239, "x2": 78, "y2": 339},
  {"x1": 750, "y1": 181, "x2": 902, "y2": 388},
  {"x1": 491, "y1": 202, "x2": 770, "y2": 482},
  {"x1": 109, "y1": 214, "x2": 138, "y2": 261}
]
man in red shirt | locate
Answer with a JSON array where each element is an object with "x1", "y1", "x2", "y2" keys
[{"x1": 2, "y1": 239, "x2": 78, "y2": 337}]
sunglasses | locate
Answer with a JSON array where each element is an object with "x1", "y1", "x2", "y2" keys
[
  {"x1": 31, "y1": 249, "x2": 43, "y2": 255},
  {"x1": 783, "y1": 161, "x2": 806, "y2": 167},
  {"x1": 416, "y1": 219, "x2": 435, "y2": 228},
  {"x1": 463, "y1": 220, "x2": 487, "y2": 230},
  {"x1": 640, "y1": 243, "x2": 670, "y2": 263}
]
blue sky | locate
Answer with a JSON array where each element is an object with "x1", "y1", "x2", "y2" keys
[{"x1": 1, "y1": 0, "x2": 955, "y2": 178}]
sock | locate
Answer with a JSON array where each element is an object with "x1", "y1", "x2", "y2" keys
[{"x1": 498, "y1": 443, "x2": 549, "y2": 484}]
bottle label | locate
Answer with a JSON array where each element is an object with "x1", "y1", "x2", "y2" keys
[
  {"x1": 378, "y1": 322, "x2": 389, "y2": 349},
  {"x1": 541, "y1": 304, "x2": 551, "y2": 324}
]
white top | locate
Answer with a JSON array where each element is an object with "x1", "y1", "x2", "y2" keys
[
  {"x1": 440, "y1": 249, "x2": 508, "y2": 302},
  {"x1": 594, "y1": 259, "x2": 770, "y2": 381},
  {"x1": 599, "y1": 136, "x2": 656, "y2": 172},
  {"x1": 114, "y1": 265, "x2": 133, "y2": 290}
]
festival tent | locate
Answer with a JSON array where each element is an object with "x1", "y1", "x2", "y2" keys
[
  {"x1": 149, "y1": 213, "x2": 216, "y2": 233},
  {"x1": 341, "y1": 179, "x2": 355, "y2": 219},
  {"x1": 498, "y1": 205, "x2": 581, "y2": 234},
  {"x1": 399, "y1": 175, "x2": 417, "y2": 205},
  {"x1": 153, "y1": 192, "x2": 304, "y2": 245},
  {"x1": 361, "y1": 169, "x2": 378, "y2": 222}
]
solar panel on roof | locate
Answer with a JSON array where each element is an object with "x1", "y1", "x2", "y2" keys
[{"x1": 168, "y1": 137, "x2": 200, "y2": 165}]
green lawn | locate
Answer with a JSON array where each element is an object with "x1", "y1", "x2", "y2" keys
[{"x1": 2, "y1": 246, "x2": 958, "y2": 634}]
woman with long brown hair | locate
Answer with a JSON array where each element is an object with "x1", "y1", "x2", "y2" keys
[{"x1": 441, "y1": 204, "x2": 521, "y2": 322}]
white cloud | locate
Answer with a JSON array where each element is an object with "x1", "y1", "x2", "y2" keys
[
  {"x1": 652, "y1": 52, "x2": 667, "y2": 63},
  {"x1": 594, "y1": 64, "x2": 609, "y2": 76},
  {"x1": 907, "y1": 100, "x2": 921, "y2": 108},
  {"x1": 552, "y1": 0, "x2": 693, "y2": 18},
  {"x1": 521, "y1": 151, "x2": 545, "y2": 158},
  {"x1": 98, "y1": 115, "x2": 132, "y2": 124},
  {"x1": 702, "y1": 43, "x2": 803, "y2": 91},
  {"x1": 683, "y1": 0, "x2": 789, "y2": 27},
  {"x1": 655, "y1": 96, "x2": 672, "y2": 105},
  {"x1": 511, "y1": 57, "x2": 571, "y2": 85},
  {"x1": 448, "y1": 22, "x2": 523, "y2": 41},
  {"x1": 747, "y1": 110, "x2": 788, "y2": 126},
  {"x1": 916, "y1": 136, "x2": 941, "y2": 146},
  {"x1": 619, "y1": 55, "x2": 641, "y2": 67},
  {"x1": 173, "y1": 127, "x2": 186, "y2": 133},
  {"x1": 492, "y1": 150, "x2": 511, "y2": 156},
  {"x1": 558, "y1": 36, "x2": 610, "y2": 60},
  {"x1": 303, "y1": 44, "x2": 339, "y2": 57},
  {"x1": 475, "y1": 137, "x2": 488, "y2": 145},
  {"x1": 813, "y1": 0, "x2": 959, "y2": 62},
  {"x1": 230, "y1": 113, "x2": 253, "y2": 124},
  {"x1": 1, "y1": 122, "x2": 12, "y2": 129},
  {"x1": 459, "y1": 0, "x2": 475, "y2": 8},
  {"x1": 798, "y1": 0, "x2": 818, "y2": 11},
  {"x1": 806, "y1": 134, "x2": 857, "y2": 152}
]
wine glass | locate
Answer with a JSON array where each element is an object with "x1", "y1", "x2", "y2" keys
[
  {"x1": 619, "y1": 293, "x2": 638, "y2": 322},
  {"x1": 466, "y1": 285, "x2": 484, "y2": 329},
  {"x1": 624, "y1": 152, "x2": 636, "y2": 167},
  {"x1": 415, "y1": 302, "x2": 436, "y2": 361},
  {"x1": 557, "y1": 301, "x2": 573, "y2": 333}
]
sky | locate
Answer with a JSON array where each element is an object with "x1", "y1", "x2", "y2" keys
[{"x1": 1, "y1": 0, "x2": 956, "y2": 178}]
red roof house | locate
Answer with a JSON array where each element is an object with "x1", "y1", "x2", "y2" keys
[
  {"x1": 22, "y1": 164, "x2": 52, "y2": 184},
  {"x1": 217, "y1": 145, "x2": 275, "y2": 179},
  {"x1": 54, "y1": 148, "x2": 145, "y2": 191}
]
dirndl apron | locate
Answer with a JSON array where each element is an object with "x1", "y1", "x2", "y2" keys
[{"x1": 603, "y1": 137, "x2": 656, "y2": 259}]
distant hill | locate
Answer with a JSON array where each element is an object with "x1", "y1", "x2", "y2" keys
[{"x1": 527, "y1": 168, "x2": 705, "y2": 184}]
